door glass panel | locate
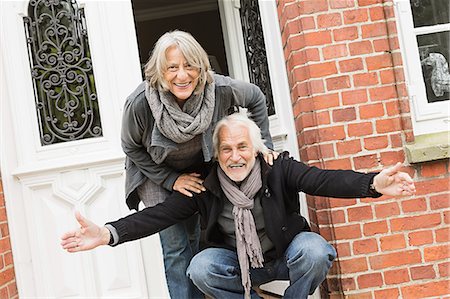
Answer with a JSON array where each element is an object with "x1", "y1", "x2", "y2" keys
[
  {"x1": 240, "y1": 0, "x2": 275, "y2": 116},
  {"x1": 23, "y1": 0, "x2": 102, "y2": 145}
]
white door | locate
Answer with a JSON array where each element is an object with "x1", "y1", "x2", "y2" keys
[{"x1": 0, "y1": 1, "x2": 166, "y2": 298}]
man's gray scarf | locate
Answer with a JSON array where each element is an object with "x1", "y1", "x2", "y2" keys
[
  {"x1": 217, "y1": 161, "x2": 264, "y2": 299},
  {"x1": 145, "y1": 81, "x2": 215, "y2": 144}
]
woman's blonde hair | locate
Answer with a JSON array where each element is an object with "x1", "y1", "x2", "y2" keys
[{"x1": 144, "y1": 30, "x2": 214, "y2": 94}]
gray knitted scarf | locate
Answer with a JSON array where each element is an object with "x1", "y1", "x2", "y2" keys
[
  {"x1": 145, "y1": 81, "x2": 215, "y2": 143},
  {"x1": 217, "y1": 161, "x2": 264, "y2": 299}
]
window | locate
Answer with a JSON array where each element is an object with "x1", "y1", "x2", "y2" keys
[
  {"x1": 23, "y1": 0, "x2": 102, "y2": 145},
  {"x1": 394, "y1": 0, "x2": 449, "y2": 136}
]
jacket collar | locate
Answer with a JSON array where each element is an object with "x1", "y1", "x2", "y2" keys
[{"x1": 203, "y1": 154, "x2": 271, "y2": 197}]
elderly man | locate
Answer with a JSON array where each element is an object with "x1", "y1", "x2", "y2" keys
[{"x1": 61, "y1": 111, "x2": 415, "y2": 299}]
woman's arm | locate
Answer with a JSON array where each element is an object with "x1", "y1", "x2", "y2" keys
[
  {"x1": 121, "y1": 95, "x2": 180, "y2": 190},
  {"x1": 121, "y1": 94, "x2": 204, "y2": 196}
]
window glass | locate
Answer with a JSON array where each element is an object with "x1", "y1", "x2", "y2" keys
[
  {"x1": 417, "y1": 32, "x2": 449, "y2": 103},
  {"x1": 239, "y1": 0, "x2": 275, "y2": 116},
  {"x1": 410, "y1": 0, "x2": 450, "y2": 104},
  {"x1": 410, "y1": 0, "x2": 449, "y2": 27}
]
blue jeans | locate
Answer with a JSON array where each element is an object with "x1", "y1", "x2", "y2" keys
[
  {"x1": 159, "y1": 214, "x2": 203, "y2": 299},
  {"x1": 186, "y1": 232, "x2": 336, "y2": 299}
]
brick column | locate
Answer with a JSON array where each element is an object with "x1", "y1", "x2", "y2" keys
[
  {"x1": 276, "y1": 0, "x2": 450, "y2": 297},
  {"x1": 0, "y1": 179, "x2": 18, "y2": 298}
]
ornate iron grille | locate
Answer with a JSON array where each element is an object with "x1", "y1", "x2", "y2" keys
[
  {"x1": 23, "y1": 0, "x2": 102, "y2": 145},
  {"x1": 239, "y1": 0, "x2": 275, "y2": 116}
]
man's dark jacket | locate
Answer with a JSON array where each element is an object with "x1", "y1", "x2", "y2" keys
[{"x1": 108, "y1": 152, "x2": 380, "y2": 259}]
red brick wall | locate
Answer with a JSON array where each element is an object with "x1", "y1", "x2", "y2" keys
[
  {"x1": 0, "y1": 179, "x2": 18, "y2": 298},
  {"x1": 277, "y1": 0, "x2": 450, "y2": 298}
]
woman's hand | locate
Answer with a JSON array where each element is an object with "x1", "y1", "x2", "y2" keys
[
  {"x1": 61, "y1": 211, "x2": 110, "y2": 253},
  {"x1": 263, "y1": 150, "x2": 279, "y2": 166},
  {"x1": 373, "y1": 162, "x2": 416, "y2": 197},
  {"x1": 173, "y1": 173, "x2": 206, "y2": 197}
]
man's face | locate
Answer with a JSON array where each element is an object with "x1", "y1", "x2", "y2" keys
[{"x1": 218, "y1": 124, "x2": 257, "y2": 182}]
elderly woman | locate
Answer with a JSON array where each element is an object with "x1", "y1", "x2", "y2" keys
[{"x1": 121, "y1": 30, "x2": 274, "y2": 298}]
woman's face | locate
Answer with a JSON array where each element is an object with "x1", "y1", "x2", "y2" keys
[{"x1": 163, "y1": 46, "x2": 200, "y2": 104}]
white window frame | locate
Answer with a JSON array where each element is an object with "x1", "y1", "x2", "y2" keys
[{"x1": 393, "y1": 0, "x2": 450, "y2": 136}]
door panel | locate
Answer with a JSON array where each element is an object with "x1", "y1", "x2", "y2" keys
[{"x1": 21, "y1": 166, "x2": 145, "y2": 298}]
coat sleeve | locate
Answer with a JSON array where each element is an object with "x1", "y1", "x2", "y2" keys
[
  {"x1": 106, "y1": 193, "x2": 199, "y2": 245},
  {"x1": 121, "y1": 95, "x2": 180, "y2": 190},
  {"x1": 280, "y1": 153, "x2": 380, "y2": 198},
  {"x1": 230, "y1": 79, "x2": 273, "y2": 150}
]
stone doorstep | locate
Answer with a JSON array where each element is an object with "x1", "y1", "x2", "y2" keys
[{"x1": 257, "y1": 280, "x2": 289, "y2": 297}]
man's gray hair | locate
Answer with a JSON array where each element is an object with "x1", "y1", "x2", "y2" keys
[
  {"x1": 212, "y1": 109, "x2": 269, "y2": 159},
  {"x1": 144, "y1": 30, "x2": 214, "y2": 94}
]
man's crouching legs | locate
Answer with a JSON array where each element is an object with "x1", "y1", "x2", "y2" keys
[
  {"x1": 283, "y1": 232, "x2": 336, "y2": 299},
  {"x1": 187, "y1": 247, "x2": 262, "y2": 299}
]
